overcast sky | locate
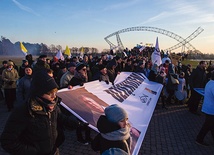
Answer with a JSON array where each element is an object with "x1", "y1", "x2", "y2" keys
[{"x1": 0, "y1": 0, "x2": 214, "y2": 53}]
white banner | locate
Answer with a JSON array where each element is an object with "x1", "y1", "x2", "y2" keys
[{"x1": 57, "y1": 72, "x2": 163, "y2": 155}]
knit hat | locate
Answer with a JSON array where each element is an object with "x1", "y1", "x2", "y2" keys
[
  {"x1": 30, "y1": 70, "x2": 58, "y2": 97},
  {"x1": 7, "y1": 61, "x2": 14, "y2": 66},
  {"x1": 98, "y1": 64, "x2": 106, "y2": 71},
  {"x1": 22, "y1": 60, "x2": 28, "y2": 64},
  {"x1": 67, "y1": 62, "x2": 76, "y2": 68},
  {"x1": 39, "y1": 54, "x2": 47, "y2": 59},
  {"x1": 76, "y1": 62, "x2": 86, "y2": 71},
  {"x1": 104, "y1": 104, "x2": 128, "y2": 123},
  {"x1": 2, "y1": 60, "x2": 7, "y2": 65}
]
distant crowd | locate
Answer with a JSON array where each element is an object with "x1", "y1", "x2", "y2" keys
[{"x1": 0, "y1": 53, "x2": 214, "y2": 110}]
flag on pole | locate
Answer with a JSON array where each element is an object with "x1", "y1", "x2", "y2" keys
[
  {"x1": 139, "y1": 46, "x2": 145, "y2": 52},
  {"x1": 123, "y1": 51, "x2": 128, "y2": 57},
  {"x1": 20, "y1": 42, "x2": 28, "y2": 55},
  {"x1": 56, "y1": 50, "x2": 65, "y2": 61},
  {"x1": 151, "y1": 37, "x2": 162, "y2": 66},
  {"x1": 80, "y1": 47, "x2": 84, "y2": 57},
  {"x1": 64, "y1": 45, "x2": 71, "y2": 58}
]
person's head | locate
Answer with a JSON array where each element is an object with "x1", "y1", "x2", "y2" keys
[
  {"x1": 7, "y1": 61, "x2": 14, "y2": 70},
  {"x1": 67, "y1": 62, "x2": 76, "y2": 74},
  {"x1": 127, "y1": 59, "x2": 132, "y2": 65},
  {"x1": 115, "y1": 55, "x2": 122, "y2": 64},
  {"x1": 99, "y1": 64, "x2": 107, "y2": 75},
  {"x1": 76, "y1": 62, "x2": 87, "y2": 77},
  {"x1": 83, "y1": 55, "x2": 88, "y2": 62},
  {"x1": 138, "y1": 62, "x2": 145, "y2": 68},
  {"x1": 101, "y1": 54, "x2": 107, "y2": 61},
  {"x1": 168, "y1": 63, "x2": 175, "y2": 74},
  {"x1": 25, "y1": 66, "x2": 33, "y2": 76},
  {"x1": 106, "y1": 60, "x2": 117, "y2": 70},
  {"x1": 2, "y1": 60, "x2": 8, "y2": 68},
  {"x1": 104, "y1": 104, "x2": 128, "y2": 128},
  {"x1": 199, "y1": 61, "x2": 207, "y2": 69},
  {"x1": 165, "y1": 60, "x2": 170, "y2": 66},
  {"x1": 187, "y1": 64, "x2": 192, "y2": 68},
  {"x1": 89, "y1": 54, "x2": 93, "y2": 60},
  {"x1": 30, "y1": 70, "x2": 58, "y2": 99},
  {"x1": 179, "y1": 72, "x2": 185, "y2": 78},
  {"x1": 25, "y1": 54, "x2": 33, "y2": 61},
  {"x1": 79, "y1": 56, "x2": 83, "y2": 62},
  {"x1": 46, "y1": 69, "x2": 54, "y2": 77},
  {"x1": 22, "y1": 60, "x2": 29, "y2": 66},
  {"x1": 39, "y1": 55, "x2": 47, "y2": 62},
  {"x1": 72, "y1": 56, "x2": 78, "y2": 62},
  {"x1": 97, "y1": 58, "x2": 103, "y2": 65},
  {"x1": 46, "y1": 58, "x2": 51, "y2": 64}
]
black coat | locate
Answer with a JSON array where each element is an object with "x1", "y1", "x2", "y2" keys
[
  {"x1": 189, "y1": 66, "x2": 207, "y2": 88},
  {"x1": 69, "y1": 76, "x2": 85, "y2": 87},
  {"x1": 0, "y1": 97, "x2": 79, "y2": 155}
]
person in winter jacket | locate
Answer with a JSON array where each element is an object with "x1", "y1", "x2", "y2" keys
[
  {"x1": 18, "y1": 60, "x2": 29, "y2": 79},
  {"x1": 92, "y1": 64, "x2": 110, "y2": 84},
  {"x1": 2, "y1": 61, "x2": 19, "y2": 111},
  {"x1": 187, "y1": 61, "x2": 207, "y2": 115},
  {"x1": 68, "y1": 62, "x2": 92, "y2": 145},
  {"x1": 91, "y1": 104, "x2": 131, "y2": 155},
  {"x1": 0, "y1": 69, "x2": 87, "y2": 155},
  {"x1": 16, "y1": 66, "x2": 33, "y2": 107},
  {"x1": 196, "y1": 71, "x2": 214, "y2": 146}
]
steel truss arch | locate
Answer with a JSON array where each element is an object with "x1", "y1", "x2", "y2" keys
[{"x1": 104, "y1": 26, "x2": 203, "y2": 53}]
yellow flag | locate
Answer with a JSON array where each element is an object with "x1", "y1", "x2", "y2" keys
[
  {"x1": 64, "y1": 45, "x2": 71, "y2": 56},
  {"x1": 80, "y1": 47, "x2": 84, "y2": 57},
  {"x1": 20, "y1": 42, "x2": 28, "y2": 53},
  {"x1": 81, "y1": 47, "x2": 84, "y2": 53}
]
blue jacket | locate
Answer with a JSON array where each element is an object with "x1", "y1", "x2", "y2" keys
[
  {"x1": 202, "y1": 80, "x2": 214, "y2": 115},
  {"x1": 16, "y1": 75, "x2": 32, "y2": 106}
]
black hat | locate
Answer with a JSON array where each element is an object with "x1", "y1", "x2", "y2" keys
[
  {"x1": 115, "y1": 55, "x2": 121, "y2": 61},
  {"x1": 30, "y1": 70, "x2": 58, "y2": 97},
  {"x1": 67, "y1": 62, "x2": 76, "y2": 68},
  {"x1": 22, "y1": 60, "x2": 28, "y2": 64},
  {"x1": 2, "y1": 60, "x2": 7, "y2": 65},
  {"x1": 98, "y1": 64, "x2": 106, "y2": 71},
  {"x1": 76, "y1": 62, "x2": 86, "y2": 71},
  {"x1": 97, "y1": 58, "x2": 102, "y2": 63},
  {"x1": 60, "y1": 64, "x2": 66, "y2": 69},
  {"x1": 39, "y1": 54, "x2": 47, "y2": 59}
]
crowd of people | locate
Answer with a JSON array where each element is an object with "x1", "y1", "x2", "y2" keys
[{"x1": 0, "y1": 52, "x2": 214, "y2": 154}]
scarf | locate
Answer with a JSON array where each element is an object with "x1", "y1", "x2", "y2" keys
[{"x1": 101, "y1": 126, "x2": 130, "y2": 141}]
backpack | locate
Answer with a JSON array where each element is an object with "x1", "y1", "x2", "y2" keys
[
  {"x1": 102, "y1": 139, "x2": 130, "y2": 155},
  {"x1": 102, "y1": 148, "x2": 129, "y2": 155}
]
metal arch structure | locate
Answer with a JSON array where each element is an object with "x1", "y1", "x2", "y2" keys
[
  {"x1": 104, "y1": 26, "x2": 204, "y2": 54},
  {"x1": 165, "y1": 27, "x2": 204, "y2": 53}
]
